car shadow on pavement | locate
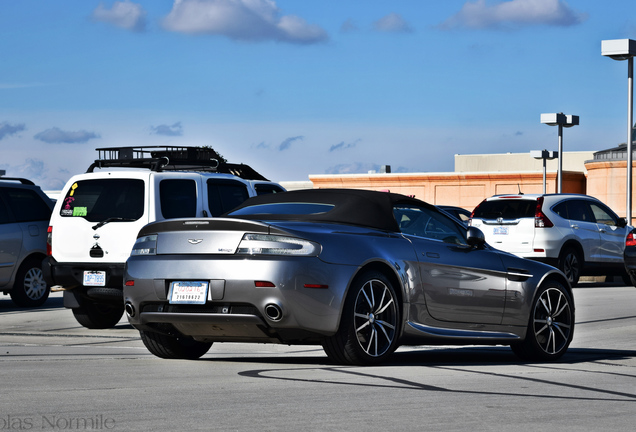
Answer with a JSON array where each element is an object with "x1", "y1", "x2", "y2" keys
[
  {"x1": 0, "y1": 294, "x2": 64, "y2": 311},
  {"x1": 200, "y1": 345, "x2": 636, "y2": 367}
]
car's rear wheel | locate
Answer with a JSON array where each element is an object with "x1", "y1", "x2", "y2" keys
[
  {"x1": 511, "y1": 281, "x2": 574, "y2": 361},
  {"x1": 72, "y1": 300, "x2": 124, "y2": 329},
  {"x1": 140, "y1": 330, "x2": 212, "y2": 360},
  {"x1": 10, "y1": 258, "x2": 50, "y2": 307},
  {"x1": 558, "y1": 246, "x2": 582, "y2": 286},
  {"x1": 323, "y1": 270, "x2": 400, "y2": 365}
]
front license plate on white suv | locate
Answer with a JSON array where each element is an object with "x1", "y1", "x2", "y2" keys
[
  {"x1": 169, "y1": 281, "x2": 209, "y2": 304},
  {"x1": 83, "y1": 271, "x2": 106, "y2": 286}
]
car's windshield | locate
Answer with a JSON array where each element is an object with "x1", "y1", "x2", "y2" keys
[
  {"x1": 473, "y1": 199, "x2": 536, "y2": 219},
  {"x1": 59, "y1": 179, "x2": 144, "y2": 223}
]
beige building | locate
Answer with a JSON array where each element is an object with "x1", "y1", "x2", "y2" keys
[{"x1": 302, "y1": 148, "x2": 634, "y2": 218}]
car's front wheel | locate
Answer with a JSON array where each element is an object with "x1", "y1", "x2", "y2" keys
[
  {"x1": 558, "y1": 246, "x2": 582, "y2": 286},
  {"x1": 140, "y1": 330, "x2": 212, "y2": 360},
  {"x1": 323, "y1": 270, "x2": 400, "y2": 365},
  {"x1": 72, "y1": 300, "x2": 124, "y2": 329},
  {"x1": 511, "y1": 281, "x2": 574, "y2": 361},
  {"x1": 10, "y1": 258, "x2": 50, "y2": 307}
]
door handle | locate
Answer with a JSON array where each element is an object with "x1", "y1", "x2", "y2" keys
[{"x1": 423, "y1": 252, "x2": 440, "y2": 259}]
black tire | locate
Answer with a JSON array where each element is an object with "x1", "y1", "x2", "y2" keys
[
  {"x1": 10, "y1": 258, "x2": 50, "y2": 307},
  {"x1": 511, "y1": 281, "x2": 574, "y2": 362},
  {"x1": 557, "y1": 246, "x2": 582, "y2": 286},
  {"x1": 72, "y1": 300, "x2": 124, "y2": 329},
  {"x1": 323, "y1": 270, "x2": 400, "y2": 365},
  {"x1": 140, "y1": 330, "x2": 212, "y2": 360}
]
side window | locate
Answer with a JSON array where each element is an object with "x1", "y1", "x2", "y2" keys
[
  {"x1": 160, "y1": 179, "x2": 197, "y2": 219},
  {"x1": 0, "y1": 192, "x2": 13, "y2": 224},
  {"x1": 394, "y1": 205, "x2": 465, "y2": 244},
  {"x1": 207, "y1": 179, "x2": 250, "y2": 217},
  {"x1": 564, "y1": 200, "x2": 593, "y2": 222},
  {"x1": 60, "y1": 179, "x2": 144, "y2": 222},
  {"x1": 254, "y1": 184, "x2": 285, "y2": 195},
  {"x1": 553, "y1": 202, "x2": 568, "y2": 219},
  {"x1": 590, "y1": 203, "x2": 618, "y2": 226},
  {"x1": 2, "y1": 188, "x2": 52, "y2": 222}
]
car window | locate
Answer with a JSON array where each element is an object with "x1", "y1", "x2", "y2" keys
[
  {"x1": 207, "y1": 179, "x2": 250, "y2": 217},
  {"x1": 1, "y1": 188, "x2": 52, "y2": 223},
  {"x1": 590, "y1": 203, "x2": 618, "y2": 226},
  {"x1": 472, "y1": 199, "x2": 535, "y2": 219},
  {"x1": 0, "y1": 192, "x2": 13, "y2": 224},
  {"x1": 558, "y1": 200, "x2": 594, "y2": 222},
  {"x1": 394, "y1": 205, "x2": 465, "y2": 244},
  {"x1": 60, "y1": 179, "x2": 144, "y2": 223},
  {"x1": 160, "y1": 179, "x2": 197, "y2": 219},
  {"x1": 254, "y1": 184, "x2": 285, "y2": 195}
]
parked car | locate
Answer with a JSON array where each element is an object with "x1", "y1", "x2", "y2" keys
[
  {"x1": 123, "y1": 188, "x2": 574, "y2": 365},
  {"x1": 470, "y1": 193, "x2": 630, "y2": 285},
  {"x1": 0, "y1": 177, "x2": 54, "y2": 307},
  {"x1": 624, "y1": 228, "x2": 636, "y2": 286},
  {"x1": 43, "y1": 146, "x2": 285, "y2": 329},
  {"x1": 439, "y1": 205, "x2": 471, "y2": 225}
]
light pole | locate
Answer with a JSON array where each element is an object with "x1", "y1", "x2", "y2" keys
[
  {"x1": 540, "y1": 113, "x2": 579, "y2": 193},
  {"x1": 602, "y1": 38, "x2": 636, "y2": 224},
  {"x1": 531, "y1": 150, "x2": 558, "y2": 194}
]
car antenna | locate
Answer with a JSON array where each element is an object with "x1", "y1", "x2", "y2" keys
[{"x1": 518, "y1": 184, "x2": 524, "y2": 195}]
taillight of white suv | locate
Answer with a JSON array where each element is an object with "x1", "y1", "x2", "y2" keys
[
  {"x1": 47, "y1": 226, "x2": 53, "y2": 256},
  {"x1": 534, "y1": 196, "x2": 554, "y2": 228}
]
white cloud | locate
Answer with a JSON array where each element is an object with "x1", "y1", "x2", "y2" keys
[
  {"x1": 162, "y1": 0, "x2": 328, "y2": 44},
  {"x1": 0, "y1": 122, "x2": 26, "y2": 140},
  {"x1": 279, "y1": 135, "x2": 303, "y2": 151},
  {"x1": 440, "y1": 0, "x2": 586, "y2": 30},
  {"x1": 151, "y1": 122, "x2": 183, "y2": 136},
  {"x1": 34, "y1": 127, "x2": 100, "y2": 144},
  {"x1": 92, "y1": 1, "x2": 147, "y2": 32},
  {"x1": 373, "y1": 13, "x2": 413, "y2": 33}
]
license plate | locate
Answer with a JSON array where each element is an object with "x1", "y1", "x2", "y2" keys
[
  {"x1": 493, "y1": 226, "x2": 509, "y2": 235},
  {"x1": 83, "y1": 271, "x2": 106, "y2": 286},
  {"x1": 169, "y1": 281, "x2": 209, "y2": 305}
]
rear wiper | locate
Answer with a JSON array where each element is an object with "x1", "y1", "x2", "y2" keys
[{"x1": 92, "y1": 217, "x2": 136, "y2": 230}]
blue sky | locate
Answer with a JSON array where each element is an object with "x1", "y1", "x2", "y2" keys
[{"x1": 1, "y1": 0, "x2": 635, "y2": 190}]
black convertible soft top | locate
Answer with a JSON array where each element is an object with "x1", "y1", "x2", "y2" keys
[{"x1": 225, "y1": 188, "x2": 434, "y2": 232}]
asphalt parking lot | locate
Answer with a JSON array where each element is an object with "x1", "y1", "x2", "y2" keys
[{"x1": 1, "y1": 283, "x2": 636, "y2": 431}]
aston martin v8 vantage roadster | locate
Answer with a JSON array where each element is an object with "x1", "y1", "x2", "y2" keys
[{"x1": 123, "y1": 189, "x2": 574, "y2": 365}]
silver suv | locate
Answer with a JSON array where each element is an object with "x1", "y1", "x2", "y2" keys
[
  {"x1": 43, "y1": 147, "x2": 285, "y2": 328},
  {"x1": 0, "y1": 177, "x2": 54, "y2": 307},
  {"x1": 470, "y1": 194, "x2": 629, "y2": 285}
]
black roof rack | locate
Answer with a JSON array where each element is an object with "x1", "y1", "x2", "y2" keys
[
  {"x1": 0, "y1": 176, "x2": 36, "y2": 186},
  {"x1": 86, "y1": 146, "x2": 269, "y2": 181}
]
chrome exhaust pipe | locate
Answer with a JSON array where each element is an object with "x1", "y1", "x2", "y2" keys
[
  {"x1": 125, "y1": 302, "x2": 136, "y2": 318},
  {"x1": 264, "y1": 303, "x2": 283, "y2": 322}
]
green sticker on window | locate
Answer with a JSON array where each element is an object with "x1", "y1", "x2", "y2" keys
[{"x1": 73, "y1": 207, "x2": 87, "y2": 217}]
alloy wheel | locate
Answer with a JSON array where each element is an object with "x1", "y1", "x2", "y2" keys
[
  {"x1": 353, "y1": 278, "x2": 398, "y2": 358},
  {"x1": 532, "y1": 287, "x2": 573, "y2": 355}
]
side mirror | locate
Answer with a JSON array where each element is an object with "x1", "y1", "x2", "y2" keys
[
  {"x1": 466, "y1": 226, "x2": 486, "y2": 248},
  {"x1": 618, "y1": 218, "x2": 628, "y2": 228}
]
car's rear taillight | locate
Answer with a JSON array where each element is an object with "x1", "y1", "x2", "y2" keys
[
  {"x1": 535, "y1": 197, "x2": 554, "y2": 228},
  {"x1": 626, "y1": 231, "x2": 636, "y2": 247},
  {"x1": 46, "y1": 226, "x2": 53, "y2": 256}
]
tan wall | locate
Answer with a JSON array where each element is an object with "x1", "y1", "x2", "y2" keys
[
  {"x1": 310, "y1": 171, "x2": 586, "y2": 211},
  {"x1": 585, "y1": 160, "x2": 634, "y2": 218}
]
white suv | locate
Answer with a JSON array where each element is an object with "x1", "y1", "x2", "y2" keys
[
  {"x1": 470, "y1": 194, "x2": 630, "y2": 285},
  {"x1": 43, "y1": 147, "x2": 285, "y2": 328}
]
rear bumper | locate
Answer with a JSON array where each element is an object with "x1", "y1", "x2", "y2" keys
[
  {"x1": 123, "y1": 254, "x2": 358, "y2": 342},
  {"x1": 43, "y1": 256, "x2": 125, "y2": 289}
]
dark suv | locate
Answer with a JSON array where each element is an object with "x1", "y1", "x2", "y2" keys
[{"x1": 0, "y1": 177, "x2": 54, "y2": 306}]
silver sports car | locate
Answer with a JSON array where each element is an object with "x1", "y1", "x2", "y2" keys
[{"x1": 123, "y1": 189, "x2": 574, "y2": 365}]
